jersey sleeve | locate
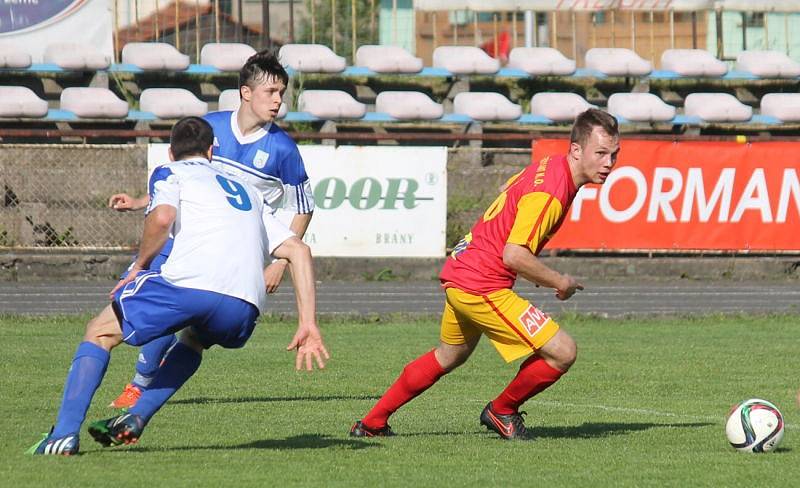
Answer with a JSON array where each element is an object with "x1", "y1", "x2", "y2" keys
[
  {"x1": 282, "y1": 180, "x2": 315, "y2": 214},
  {"x1": 146, "y1": 166, "x2": 180, "y2": 214},
  {"x1": 506, "y1": 192, "x2": 564, "y2": 254}
]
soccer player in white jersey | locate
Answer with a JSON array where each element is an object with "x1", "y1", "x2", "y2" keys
[
  {"x1": 29, "y1": 117, "x2": 328, "y2": 456},
  {"x1": 107, "y1": 50, "x2": 315, "y2": 408}
]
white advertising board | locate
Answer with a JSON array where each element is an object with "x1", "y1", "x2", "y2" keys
[{"x1": 147, "y1": 144, "x2": 448, "y2": 257}]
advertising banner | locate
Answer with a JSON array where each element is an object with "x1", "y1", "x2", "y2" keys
[
  {"x1": 0, "y1": 0, "x2": 112, "y2": 62},
  {"x1": 532, "y1": 139, "x2": 800, "y2": 251},
  {"x1": 148, "y1": 144, "x2": 448, "y2": 257}
]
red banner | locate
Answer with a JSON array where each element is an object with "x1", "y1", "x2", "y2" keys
[{"x1": 533, "y1": 139, "x2": 800, "y2": 251}]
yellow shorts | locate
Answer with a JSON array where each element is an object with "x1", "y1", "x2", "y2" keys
[{"x1": 440, "y1": 287, "x2": 560, "y2": 363}]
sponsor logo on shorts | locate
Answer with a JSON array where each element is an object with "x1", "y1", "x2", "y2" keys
[{"x1": 518, "y1": 305, "x2": 550, "y2": 337}]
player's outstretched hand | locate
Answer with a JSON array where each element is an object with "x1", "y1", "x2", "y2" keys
[
  {"x1": 108, "y1": 193, "x2": 136, "y2": 211},
  {"x1": 556, "y1": 274, "x2": 584, "y2": 301},
  {"x1": 287, "y1": 324, "x2": 330, "y2": 371},
  {"x1": 263, "y1": 260, "x2": 288, "y2": 294},
  {"x1": 108, "y1": 267, "x2": 142, "y2": 299}
]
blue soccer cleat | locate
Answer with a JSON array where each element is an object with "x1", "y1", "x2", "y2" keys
[
  {"x1": 88, "y1": 413, "x2": 146, "y2": 447},
  {"x1": 27, "y1": 429, "x2": 80, "y2": 456}
]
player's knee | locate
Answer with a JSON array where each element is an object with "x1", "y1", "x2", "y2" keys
[
  {"x1": 435, "y1": 342, "x2": 474, "y2": 371},
  {"x1": 178, "y1": 328, "x2": 206, "y2": 354},
  {"x1": 83, "y1": 314, "x2": 122, "y2": 351},
  {"x1": 541, "y1": 330, "x2": 577, "y2": 372}
]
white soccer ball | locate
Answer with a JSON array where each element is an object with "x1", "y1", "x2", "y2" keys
[{"x1": 725, "y1": 398, "x2": 784, "y2": 453}]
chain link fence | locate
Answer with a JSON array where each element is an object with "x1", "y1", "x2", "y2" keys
[{"x1": 1, "y1": 145, "x2": 148, "y2": 250}]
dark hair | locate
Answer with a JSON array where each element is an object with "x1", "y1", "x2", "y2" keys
[
  {"x1": 570, "y1": 108, "x2": 619, "y2": 148},
  {"x1": 170, "y1": 116, "x2": 213, "y2": 161},
  {"x1": 239, "y1": 49, "x2": 289, "y2": 90}
]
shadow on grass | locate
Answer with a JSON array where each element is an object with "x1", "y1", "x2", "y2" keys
[
  {"x1": 534, "y1": 421, "x2": 714, "y2": 439},
  {"x1": 170, "y1": 394, "x2": 381, "y2": 405},
  {"x1": 120, "y1": 434, "x2": 378, "y2": 452}
]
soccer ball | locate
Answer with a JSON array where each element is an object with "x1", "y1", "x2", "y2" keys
[{"x1": 725, "y1": 398, "x2": 784, "y2": 453}]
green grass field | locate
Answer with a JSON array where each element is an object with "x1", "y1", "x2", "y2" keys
[{"x1": 2, "y1": 313, "x2": 799, "y2": 487}]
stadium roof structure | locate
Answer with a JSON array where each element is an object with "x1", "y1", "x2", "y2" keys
[{"x1": 413, "y1": 0, "x2": 800, "y2": 12}]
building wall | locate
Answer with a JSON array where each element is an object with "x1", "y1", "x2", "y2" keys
[{"x1": 706, "y1": 11, "x2": 800, "y2": 62}]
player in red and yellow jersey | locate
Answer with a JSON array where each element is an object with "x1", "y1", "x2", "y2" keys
[{"x1": 351, "y1": 109, "x2": 620, "y2": 440}]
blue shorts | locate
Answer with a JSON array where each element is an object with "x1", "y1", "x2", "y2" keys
[
  {"x1": 120, "y1": 239, "x2": 173, "y2": 279},
  {"x1": 112, "y1": 273, "x2": 259, "y2": 349}
]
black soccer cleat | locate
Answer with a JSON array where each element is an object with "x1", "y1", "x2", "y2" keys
[
  {"x1": 480, "y1": 402, "x2": 532, "y2": 440},
  {"x1": 88, "y1": 413, "x2": 146, "y2": 447},
  {"x1": 349, "y1": 420, "x2": 396, "y2": 437},
  {"x1": 27, "y1": 428, "x2": 80, "y2": 456}
]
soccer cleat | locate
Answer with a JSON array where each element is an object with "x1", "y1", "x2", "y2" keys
[
  {"x1": 108, "y1": 383, "x2": 142, "y2": 409},
  {"x1": 349, "y1": 420, "x2": 395, "y2": 437},
  {"x1": 27, "y1": 429, "x2": 80, "y2": 456},
  {"x1": 479, "y1": 402, "x2": 532, "y2": 440},
  {"x1": 88, "y1": 413, "x2": 146, "y2": 447}
]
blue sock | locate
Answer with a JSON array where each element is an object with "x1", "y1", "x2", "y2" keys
[
  {"x1": 132, "y1": 334, "x2": 178, "y2": 388},
  {"x1": 129, "y1": 342, "x2": 202, "y2": 422},
  {"x1": 52, "y1": 342, "x2": 110, "y2": 438}
]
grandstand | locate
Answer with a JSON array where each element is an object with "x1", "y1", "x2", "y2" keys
[{"x1": 1, "y1": 0, "x2": 800, "y2": 145}]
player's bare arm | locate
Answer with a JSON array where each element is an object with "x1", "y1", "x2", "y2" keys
[
  {"x1": 264, "y1": 211, "x2": 314, "y2": 293},
  {"x1": 502, "y1": 243, "x2": 583, "y2": 300},
  {"x1": 109, "y1": 205, "x2": 176, "y2": 298},
  {"x1": 108, "y1": 193, "x2": 150, "y2": 212},
  {"x1": 272, "y1": 236, "x2": 329, "y2": 371}
]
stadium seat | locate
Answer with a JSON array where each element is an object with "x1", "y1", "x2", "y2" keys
[
  {"x1": 279, "y1": 44, "x2": 346, "y2": 73},
  {"x1": 453, "y1": 92, "x2": 521, "y2": 121},
  {"x1": 139, "y1": 88, "x2": 207, "y2": 118},
  {"x1": 0, "y1": 86, "x2": 48, "y2": 117},
  {"x1": 684, "y1": 93, "x2": 752, "y2": 122},
  {"x1": 530, "y1": 93, "x2": 595, "y2": 122},
  {"x1": 607, "y1": 93, "x2": 676, "y2": 122},
  {"x1": 660, "y1": 49, "x2": 727, "y2": 77},
  {"x1": 44, "y1": 42, "x2": 111, "y2": 70},
  {"x1": 200, "y1": 43, "x2": 256, "y2": 71},
  {"x1": 218, "y1": 89, "x2": 288, "y2": 118},
  {"x1": 760, "y1": 93, "x2": 800, "y2": 122},
  {"x1": 355, "y1": 45, "x2": 423, "y2": 74},
  {"x1": 375, "y1": 91, "x2": 443, "y2": 120},
  {"x1": 585, "y1": 48, "x2": 652, "y2": 76},
  {"x1": 121, "y1": 42, "x2": 190, "y2": 71},
  {"x1": 297, "y1": 90, "x2": 366, "y2": 119},
  {"x1": 0, "y1": 44, "x2": 32, "y2": 69},
  {"x1": 507, "y1": 47, "x2": 576, "y2": 76},
  {"x1": 432, "y1": 46, "x2": 500, "y2": 75},
  {"x1": 736, "y1": 50, "x2": 800, "y2": 78},
  {"x1": 60, "y1": 87, "x2": 129, "y2": 118}
]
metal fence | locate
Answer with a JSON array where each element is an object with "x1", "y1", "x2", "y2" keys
[{"x1": 1, "y1": 145, "x2": 147, "y2": 250}]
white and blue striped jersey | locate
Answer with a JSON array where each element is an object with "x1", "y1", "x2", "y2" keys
[
  {"x1": 203, "y1": 110, "x2": 315, "y2": 216},
  {"x1": 146, "y1": 157, "x2": 293, "y2": 313}
]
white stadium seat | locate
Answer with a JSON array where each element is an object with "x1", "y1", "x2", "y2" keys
[
  {"x1": 298, "y1": 90, "x2": 366, "y2": 119},
  {"x1": 0, "y1": 44, "x2": 32, "y2": 69},
  {"x1": 585, "y1": 48, "x2": 652, "y2": 76},
  {"x1": 139, "y1": 88, "x2": 207, "y2": 119},
  {"x1": 356, "y1": 45, "x2": 423, "y2": 74},
  {"x1": 530, "y1": 93, "x2": 596, "y2": 122},
  {"x1": 279, "y1": 44, "x2": 346, "y2": 73},
  {"x1": 661, "y1": 49, "x2": 727, "y2": 77},
  {"x1": 0, "y1": 86, "x2": 48, "y2": 117},
  {"x1": 684, "y1": 93, "x2": 752, "y2": 122},
  {"x1": 736, "y1": 50, "x2": 800, "y2": 78},
  {"x1": 200, "y1": 43, "x2": 256, "y2": 71},
  {"x1": 60, "y1": 87, "x2": 129, "y2": 118},
  {"x1": 453, "y1": 92, "x2": 522, "y2": 121},
  {"x1": 44, "y1": 42, "x2": 110, "y2": 70},
  {"x1": 760, "y1": 93, "x2": 800, "y2": 122},
  {"x1": 508, "y1": 47, "x2": 576, "y2": 76},
  {"x1": 375, "y1": 91, "x2": 443, "y2": 120},
  {"x1": 122, "y1": 43, "x2": 190, "y2": 71},
  {"x1": 432, "y1": 46, "x2": 500, "y2": 75},
  {"x1": 607, "y1": 93, "x2": 676, "y2": 122}
]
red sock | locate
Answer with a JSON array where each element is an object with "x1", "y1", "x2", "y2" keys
[
  {"x1": 361, "y1": 350, "x2": 446, "y2": 430},
  {"x1": 491, "y1": 355, "x2": 564, "y2": 415}
]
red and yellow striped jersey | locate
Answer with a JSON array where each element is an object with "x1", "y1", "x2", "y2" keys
[{"x1": 440, "y1": 154, "x2": 578, "y2": 294}]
